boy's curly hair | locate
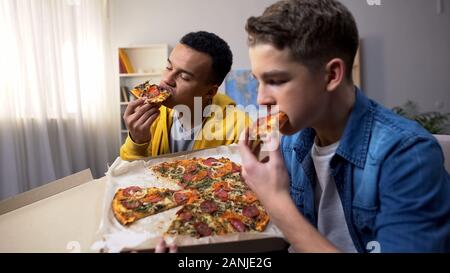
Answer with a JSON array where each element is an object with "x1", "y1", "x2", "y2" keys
[{"x1": 180, "y1": 31, "x2": 233, "y2": 85}]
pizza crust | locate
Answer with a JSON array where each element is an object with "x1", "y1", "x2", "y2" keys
[{"x1": 111, "y1": 187, "x2": 195, "y2": 226}]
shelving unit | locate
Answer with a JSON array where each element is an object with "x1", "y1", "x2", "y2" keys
[{"x1": 118, "y1": 44, "x2": 169, "y2": 143}]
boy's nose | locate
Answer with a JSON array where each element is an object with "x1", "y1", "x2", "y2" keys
[
  {"x1": 257, "y1": 85, "x2": 276, "y2": 106},
  {"x1": 162, "y1": 70, "x2": 176, "y2": 87}
]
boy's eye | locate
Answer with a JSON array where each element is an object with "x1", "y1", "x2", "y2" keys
[
  {"x1": 165, "y1": 66, "x2": 173, "y2": 71},
  {"x1": 180, "y1": 73, "x2": 191, "y2": 81},
  {"x1": 267, "y1": 79, "x2": 286, "y2": 85}
]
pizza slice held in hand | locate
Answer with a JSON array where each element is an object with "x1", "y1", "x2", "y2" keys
[
  {"x1": 129, "y1": 81, "x2": 172, "y2": 105},
  {"x1": 250, "y1": 111, "x2": 288, "y2": 149}
]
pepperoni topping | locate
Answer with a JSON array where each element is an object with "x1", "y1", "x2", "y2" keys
[
  {"x1": 177, "y1": 211, "x2": 193, "y2": 222},
  {"x1": 183, "y1": 170, "x2": 207, "y2": 183},
  {"x1": 203, "y1": 157, "x2": 219, "y2": 166},
  {"x1": 173, "y1": 192, "x2": 189, "y2": 204},
  {"x1": 146, "y1": 85, "x2": 160, "y2": 98},
  {"x1": 121, "y1": 199, "x2": 141, "y2": 209},
  {"x1": 182, "y1": 173, "x2": 195, "y2": 182},
  {"x1": 207, "y1": 170, "x2": 216, "y2": 179},
  {"x1": 122, "y1": 186, "x2": 143, "y2": 197},
  {"x1": 185, "y1": 163, "x2": 198, "y2": 174},
  {"x1": 200, "y1": 200, "x2": 218, "y2": 214},
  {"x1": 242, "y1": 205, "x2": 260, "y2": 218},
  {"x1": 231, "y1": 163, "x2": 241, "y2": 173},
  {"x1": 214, "y1": 188, "x2": 229, "y2": 202},
  {"x1": 194, "y1": 222, "x2": 212, "y2": 237},
  {"x1": 229, "y1": 218, "x2": 246, "y2": 232}
]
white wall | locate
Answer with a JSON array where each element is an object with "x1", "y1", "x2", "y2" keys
[
  {"x1": 110, "y1": 0, "x2": 450, "y2": 113},
  {"x1": 109, "y1": 0, "x2": 276, "y2": 69},
  {"x1": 341, "y1": 0, "x2": 450, "y2": 112}
]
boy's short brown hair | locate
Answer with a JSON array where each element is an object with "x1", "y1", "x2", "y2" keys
[{"x1": 246, "y1": 0, "x2": 359, "y2": 81}]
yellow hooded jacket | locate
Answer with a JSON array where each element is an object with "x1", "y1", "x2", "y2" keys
[{"x1": 120, "y1": 93, "x2": 251, "y2": 160}]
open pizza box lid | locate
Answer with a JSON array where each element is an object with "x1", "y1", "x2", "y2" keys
[
  {"x1": 0, "y1": 169, "x2": 103, "y2": 253},
  {"x1": 91, "y1": 144, "x2": 288, "y2": 253}
]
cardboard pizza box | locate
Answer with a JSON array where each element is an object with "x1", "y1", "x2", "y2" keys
[
  {"x1": 96, "y1": 145, "x2": 288, "y2": 253},
  {"x1": 129, "y1": 237, "x2": 288, "y2": 253},
  {"x1": 0, "y1": 169, "x2": 93, "y2": 215},
  {"x1": 0, "y1": 169, "x2": 105, "y2": 253},
  {"x1": 0, "y1": 147, "x2": 288, "y2": 253}
]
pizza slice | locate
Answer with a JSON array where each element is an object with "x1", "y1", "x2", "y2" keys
[
  {"x1": 220, "y1": 201, "x2": 270, "y2": 232},
  {"x1": 129, "y1": 81, "x2": 171, "y2": 104},
  {"x1": 150, "y1": 159, "x2": 211, "y2": 189},
  {"x1": 199, "y1": 174, "x2": 270, "y2": 233},
  {"x1": 200, "y1": 157, "x2": 241, "y2": 179},
  {"x1": 150, "y1": 157, "x2": 239, "y2": 189},
  {"x1": 204, "y1": 180, "x2": 258, "y2": 204},
  {"x1": 112, "y1": 186, "x2": 198, "y2": 226},
  {"x1": 165, "y1": 195, "x2": 269, "y2": 237},
  {"x1": 249, "y1": 111, "x2": 288, "y2": 149},
  {"x1": 165, "y1": 202, "x2": 230, "y2": 237}
]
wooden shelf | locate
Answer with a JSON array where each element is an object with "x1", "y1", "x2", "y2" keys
[{"x1": 118, "y1": 44, "x2": 168, "y2": 144}]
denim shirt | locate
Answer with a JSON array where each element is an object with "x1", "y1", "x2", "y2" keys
[{"x1": 281, "y1": 88, "x2": 450, "y2": 253}]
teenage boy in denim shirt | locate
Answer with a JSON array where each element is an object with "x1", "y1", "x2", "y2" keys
[{"x1": 239, "y1": 0, "x2": 450, "y2": 252}]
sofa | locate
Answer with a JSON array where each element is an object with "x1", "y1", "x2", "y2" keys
[{"x1": 434, "y1": 134, "x2": 450, "y2": 173}]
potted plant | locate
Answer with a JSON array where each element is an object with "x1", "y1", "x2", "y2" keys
[{"x1": 393, "y1": 101, "x2": 450, "y2": 135}]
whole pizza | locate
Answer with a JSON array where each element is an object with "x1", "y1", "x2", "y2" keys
[{"x1": 111, "y1": 157, "x2": 270, "y2": 238}]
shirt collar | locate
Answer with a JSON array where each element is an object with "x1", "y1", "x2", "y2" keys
[{"x1": 336, "y1": 87, "x2": 374, "y2": 168}]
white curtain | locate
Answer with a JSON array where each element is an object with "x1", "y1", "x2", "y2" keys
[{"x1": 0, "y1": 0, "x2": 120, "y2": 200}]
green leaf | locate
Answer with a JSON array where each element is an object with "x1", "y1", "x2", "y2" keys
[{"x1": 392, "y1": 101, "x2": 449, "y2": 134}]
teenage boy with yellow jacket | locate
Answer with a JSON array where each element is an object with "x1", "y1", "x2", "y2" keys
[{"x1": 120, "y1": 31, "x2": 250, "y2": 160}]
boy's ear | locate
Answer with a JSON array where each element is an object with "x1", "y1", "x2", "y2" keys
[
  {"x1": 325, "y1": 58, "x2": 345, "y2": 92},
  {"x1": 205, "y1": 85, "x2": 218, "y2": 100}
]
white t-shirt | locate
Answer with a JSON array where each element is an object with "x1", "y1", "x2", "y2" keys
[
  {"x1": 311, "y1": 139, "x2": 357, "y2": 253},
  {"x1": 169, "y1": 111, "x2": 202, "y2": 154}
]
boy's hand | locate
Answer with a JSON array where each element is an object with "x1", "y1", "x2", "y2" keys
[
  {"x1": 238, "y1": 128, "x2": 291, "y2": 208},
  {"x1": 155, "y1": 238, "x2": 177, "y2": 253},
  {"x1": 123, "y1": 98, "x2": 160, "y2": 144},
  {"x1": 240, "y1": 129, "x2": 340, "y2": 253}
]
